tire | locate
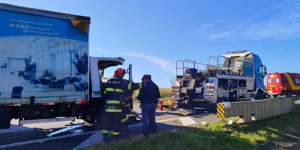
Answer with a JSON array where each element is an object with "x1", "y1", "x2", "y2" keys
[
  {"x1": 273, "y1": 95, "x2": 278, "y2": 97},
  {"x1": 209, "y1": 103, "x2": 217, "y2": 113},
  {"x1": 0, "y1": 109, "x2": 12, "y2": 129},
  {"x1": 286, "y1": 92, "x2": 292, "y2": 98}
]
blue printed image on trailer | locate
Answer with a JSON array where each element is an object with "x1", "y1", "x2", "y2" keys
[{"x1": 0, "y1": 3, "x2": 90, "y2": 106}]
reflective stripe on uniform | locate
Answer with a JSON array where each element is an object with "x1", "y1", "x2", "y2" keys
[
  {"x1": 128, "y1": 83, "x2": 132, "y2": 90},
  {"x1": 115, "y1": 89, "x2": 124, "y2": 92},
  {"x1": 105, "y1": 88, "x2": 114, "y2": 92},
  {"x1": 106, "y1": 109, "x2": 122, "y2": 113},
  {"x1": 112, "y1": 132, "x2": 119, "y2": 135},
  {"x1": 138, "y1": 82, "x2": 143, "y2": 88},
  {"x1": 230, "y1": 89, "x2": 237, "y2": 92},
  {"x1": 124, "y1": 104, "x2": 130, "y2": 107},
  {"x1": 105, "y1": 88, "x2": 124, "y2": 93},
  {"x1": 102, "y1": 130, "x2": 109, "y2": 134},
  {"x1": 106, "y1": 100, "x2": 120, "y2": 104},
  {"x1": 121, "y1": 118, "x2": 127, "y2": 123}
]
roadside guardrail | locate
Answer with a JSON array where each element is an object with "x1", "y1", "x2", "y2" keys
[{"x1": 217, "y1": 96, "x2": 300, "y2": 123}]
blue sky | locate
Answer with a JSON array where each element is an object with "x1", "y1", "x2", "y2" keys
[{"x1": 1, "y1": 0, "x2": 300, "y2": 87}]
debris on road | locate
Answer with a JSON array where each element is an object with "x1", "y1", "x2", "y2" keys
[{"x1": 47, "y1": 125, "x2": 82, "y2": 138}]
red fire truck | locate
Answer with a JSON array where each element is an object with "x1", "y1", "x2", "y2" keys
[{"x1": 267, "y1": 72, "x2": 300, "y2": 97}]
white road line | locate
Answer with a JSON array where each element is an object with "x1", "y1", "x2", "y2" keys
[
  {"x1": 179, "y1": 117, "x2": 196, "y2": 126},
  {"x1": 128, "y1": 117, "x2": 181, "y2": 127},
  {"x1": 0, "y1": 131, "x2": 96, "y2": 149},
  {"x1": 157, "y1": 117, "x2": 181, "y2": 123},
  {"x1": 133, "y1": 113, "x2": 212, "y2": 124}
]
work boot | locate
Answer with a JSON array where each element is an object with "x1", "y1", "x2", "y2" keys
[
  {"x1": 107, "y1": 135, "x2": 119, "y2": 141},
  {"x1": 102, "y1": 135, "x2": 110, "y2": 143},
  {"x1": 114, "y1": 135, "x2": 120, "y2": 140}
]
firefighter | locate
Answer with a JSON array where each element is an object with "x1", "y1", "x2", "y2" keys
[
  {"x1": 224, "y1": 79, "x2": 237, "y2": 102},
  {"x1": 120, "y1": 90, "x2": 133, "y2": 131},
  {"x1": 102, "y1": 68, "x2": 142, "y2": 142}
]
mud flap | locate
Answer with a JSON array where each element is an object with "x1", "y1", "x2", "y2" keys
[{"x1": 0, "y1": 109, "x2": 12, "y2": 129}]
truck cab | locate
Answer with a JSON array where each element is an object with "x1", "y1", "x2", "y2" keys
[
  {"x1": 89, "y1": 57, "x2": 125, "y2": 100},
  {"x1": 266, "y1": 73, "x2": 283, "y2": 97},
  {"x1": 80, "y1": 57, "x2": 133, "y2": 124},
  {"x1": 172, "y1": 50, "x2": 268, "y2": 111}
]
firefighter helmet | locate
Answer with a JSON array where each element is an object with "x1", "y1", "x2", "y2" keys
[{"x1": 114, "y1": 68, "x2": 126, "y2": 78}]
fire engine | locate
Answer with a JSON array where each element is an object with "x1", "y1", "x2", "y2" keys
[{"x1": 267, "y1": 72, "x2": 300, "y2": 97}]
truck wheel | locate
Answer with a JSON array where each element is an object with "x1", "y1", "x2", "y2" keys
[
  {"x1": 0, "y1": 109, "x2": 12, "y2": 129},
  {"x1": 273, "y1": 95, "x2": 278, "y2": 97},
  {"x1": 188, "y1": 100, "x2": 194, "y2": 109},
  {"x1": 286, "y1": 92, "x2": 292, "y2": 97},
  {"x1": 209, "y1": 103, "x2": 217, "y2": 113}
]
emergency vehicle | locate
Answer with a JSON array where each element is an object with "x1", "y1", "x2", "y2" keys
[{"x1": 267, "y1": 72, "x2": 300, "y2": 97}]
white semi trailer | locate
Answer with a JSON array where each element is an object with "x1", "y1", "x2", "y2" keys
[{"x1": 0, "y1": 3, "x2": 132, "y2": 129}]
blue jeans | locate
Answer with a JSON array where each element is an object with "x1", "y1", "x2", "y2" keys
[{"x1": 141, "y1": 102, "x2": 157, "y2": 134}]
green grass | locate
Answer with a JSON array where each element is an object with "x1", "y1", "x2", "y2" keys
[
  {"x1": 133, "y1": 88, "x2": 172, "y2": 104},
  {"x1": 86, "y1": 108, "x2": 300, "y2": 150}
]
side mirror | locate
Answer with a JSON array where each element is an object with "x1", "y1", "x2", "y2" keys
[
  {"x1": 128, "y1": 64, "x2": 133, "y2": 82},
  {"x1": 258, "y1": 65, "x2": 267, "y2": 78}
]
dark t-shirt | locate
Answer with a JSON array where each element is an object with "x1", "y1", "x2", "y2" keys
[{"x1": 137, "y1": 81, "x2": 160, "y2": 105}]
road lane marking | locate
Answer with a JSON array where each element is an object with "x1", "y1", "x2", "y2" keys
[
  {"x1": 179, "y1": 117, "x2": 196, "y2": 126},
  {"x1": 0, "y1": 131, "x2": 96, "y2": 149},
  {"x1": 157, "y1": 118, "x2": 181, "y2": 123}
]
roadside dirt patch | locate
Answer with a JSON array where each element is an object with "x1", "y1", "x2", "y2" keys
[{"x1": 256, "y1": 126, "x2": 300, "y2": 150}]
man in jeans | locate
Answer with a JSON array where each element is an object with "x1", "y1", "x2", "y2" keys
[{"x1": 138, "y1": 75, "x2": 160, "y2": 136}]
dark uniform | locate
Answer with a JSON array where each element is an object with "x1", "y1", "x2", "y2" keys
[{"x1": 102, "y1": 77, "x2": 142, "y2": 141}]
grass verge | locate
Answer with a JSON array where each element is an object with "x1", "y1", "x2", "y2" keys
[
  {"x1": 133, "y1": 88, "x2": 172, "y2": 104},
  {"x1": 86, "y1": 108, "x2": 300, "y2": 150}
]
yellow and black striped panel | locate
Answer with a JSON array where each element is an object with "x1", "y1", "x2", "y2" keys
[{"x1": 217, "y1": 103, "x2": 225, "y2": 118}]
